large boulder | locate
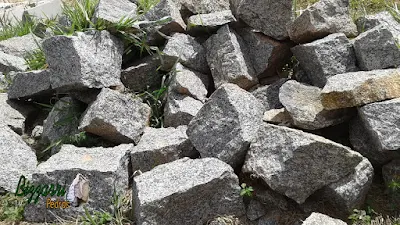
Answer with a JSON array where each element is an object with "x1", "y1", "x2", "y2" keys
[
  {"x1": 279, "y1": 80, "x2": 350, "y2": 130},
  {"x1": 23, "y1": 144, "x2": 132, "y2": 222},
  {"x1": 350, "y1": 98, "x2": 400, "y2": 165},
  {"x1": 0, "y1": 51, "x2": 28, "y2": 73},
  {"x1": 42, "y1": 30, "x2": 123, "y2": 91},
  {"x1": 232, "y1": 0, "x2": 292, "y2": 40},
  {"x1": 79, "y1": 88, "x2": 151, "y2": 144},
  {"x1": 0, "y1": 125, "x2": 37, "y2": 192},
  {"x1": 187, "y1": 84, "x2": 263, "y2": 168},
  {"x1": 205, "y1": 25, "x2": 257, "y2": 90},
  {"x1": 291, "y1": 33, "x2": 358, "y2": 88},
  {"x1": 164, "y1": 92, "x2": 204, "y2": 127},
  {"x1": 355, "y1": 11, "x2": 400, "y2": 39},
  {"x1": 288, "y1": 0, "x2": 357, "y2": 43},
  {"x1": 131, "y1": 126, "x2": 197, "y2": 173},
  {"x1": 0, "y1": 34, "x2": 42, "y2": 58},
  {"x1": 353, "y1": 25, "x2": 400, "y2": 71},
  {"x1": 132, "y1": 157, "x2": 245, "y2": 225},
  {"x1": 7, "y1": 70, "x2": 52, "y2": 99},
  {"x1": 94, "y1": 0, "x2": 137, "y2": 25},
  {"x1": 187, "y1": 10, "x2": 236, "y2": 35},
  {"x1": 163, "y1": 33, "x2": 208, "y2": 74},
  {"x1": 303, "y1": 213, "x2": 347, "y2": 225},
  {"x1": 321, "y1": 69, "x2": 400, "y2": 110},
  {"x1": 242, "y1": 123, "x2": 363, "y2": 204},
  {"x1": 237, "y1": 27, "x2": 292, "y2": 78}
]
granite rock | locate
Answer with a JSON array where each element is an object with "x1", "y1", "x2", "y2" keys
[
  {"x1": 187, "y1": 10, "x2": 236, "y2": 35},
  {"x1": 0, "y1": 51, "x2": 28, "y2": 73},
  {"x1": 7, "y1": 70, "x2": 52, "y2": 99},
  {"x1": 303, "y1": 213, "x2": 347, "y2": 225},
  {"x1": 164, "y1": 92, "x2": 203, "y2": 127},
  {"x1": 0, "y1": 34, "x2": 42, "y2": 58},
  {"x1": 94, "y1": 0, "x2": 137, "y2": 25}
]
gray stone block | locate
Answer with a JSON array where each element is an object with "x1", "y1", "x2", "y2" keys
[
  {"x1": 7, "y1": 70, "x2": 52, "y2": 99},
  {"x1": 303, "y1": 213, "x2": 346, "y2": 225},
  {"x1": 94, "y1": 0, "x2": 137, "y2": 25},
  {"x1": 0, "y1": 51, "x2": 28, "y2": 74},
  {"x1": 164, "y1": 92, "x2": 203, "y2": 128},
  {"x1": 0, "y1": 34, "x2": 42, "y2": 58},
  {"x1": 187, "y1": 10, "x2": 236, "y2": 35}
]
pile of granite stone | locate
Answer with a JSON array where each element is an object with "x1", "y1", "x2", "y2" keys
[{"x1": 0, "y1": 0, "x2": 399, "y2": 224}]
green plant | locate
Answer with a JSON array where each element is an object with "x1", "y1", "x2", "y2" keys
[
  {"x1": 60, "y1": 0, "x2": 99, "y2": 34},
  {"x1": 0, "y1": 15, "x2": 38, "y2": 41},
  {"x1": 81, "y1": 207, "x2": 113, "y2": 225},
  {"x1": 136, "y1": 0, "x2": 160, "y2": 15},
  {"x1": 0, "y1": 193, "x2": 27, "y2": 221},
  {"x1": 24, "y1": 48, "x2": 47, "y2": 71},
  {"x1": 349, "y1": 207, "x2": 378, "y2": 225},
  {"x1": 240, "y1": 183, "x2": 254, "y2": 198},
  {"x1": 43, "y1": 131, "x2": 99, "y2": 153}
]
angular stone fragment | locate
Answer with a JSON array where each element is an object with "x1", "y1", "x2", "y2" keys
[
  {"x1": 382, "y1": 160, "x2": 400, "y2": 188},
  {"x1": 233, "y1": 0, "x2": 292, "y2": 40},
  {"x1": 303, "y1": 213, "x2": 347, "y2": 225},
  {"x1": 187, "y1": 84, "x2": 263, "y2": 167},
  {"x1": 7, "y1": 70, "x2": 52, "y2": 99},
  {"x1": 42, "y1": 30, "x2": 123, "y2": 91},
  {"x1": 263, "y1": 108, "x2": 292, "y2": 126},
  {"x1": 187, "y1": 10, "x2": 236, "y2": 35},
  {"x1": 163, "y1": 33, "x2": 208, "y2": 74},
  {"x1": 205, "y1": 25, "x2": 257, "y2": 90},
  {"x1": 132, "y1": 158, "x2": 245, "y2": 225},
  {"x1": 94, "y1": 0, "x2": 137, "y2": 25},
  {"x1": 0, "y1": 34, "x2": 42, "y2": 58},
  {"x1": 279, "y1": 80, "x2": 350, "y2": 130},
  {"x1": 356, "y1": 11, "x2": 400, "y2": 38},
  {"x1": 169, "y1": 63, "x2": 209, "y2": 102},
  {"x1": 121, "y1": 56, "x2": 163, "y2": 92},
  {"x1": 291, "y1": 33, "x2": 358, "y2": 88},
  {"x1": 23, "y1": 144, "x2": 132, "y2": 222},
  {"x1": 0, "y1": 51, "x2": 28, "y2": 73},
  {"x1": 164, "y1": 92, "x2": 203, "y2": 127},
  {"x1": 0, "y1": 125, "x2": 37, "y2": 192},
  {"x1": 79, "y1": 88, "x2": 151, "y2": 144},
  {"x1": 42, "y1": 97, "x2": 85, "y2": 144},
  {"x1": 242, "y1": 123, "x2": 363, "y2": 204},
  {"x1": 321, "y1": 69, "x2": 400, "y2": 110},
  {"x1": 251, "y1": 79, "x2": 286, "y2": 111},
  {"x1": 237, "y1": 28, "x2": 292, "y2": 78},
  {"x1": 180, "y1": 0, "x2": 230, "y2": 14},
  {"x1": 131, "y1": 126, "x2": 197, "y2": 173},
  {"x1": 288, "y1": 0, "x2": 357, "y2": 43},
  {"x1": 320, "y1": 158, "x2": 374, "y2": 212},
  {"x1": 0, "y1": 93, "x2": 35, "y2": 134},
  {"x1": 353, "y1": 25, "x2": 400, "y2": 71}
]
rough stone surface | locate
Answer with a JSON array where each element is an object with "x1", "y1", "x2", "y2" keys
[
  {"x1": 0, "y1": 93, "x2": 35, "y2": 134},
  {"x1": 94, "y1": 0, "x2": 137, "y2": 25},
  {"x1": 0, "y1": 51, "x2": 28, "y2": 73},
  {"x1": 164, "y1": 92, "x2": 203, "y2": 128},
  {"x1": 382, "y1": 160, "x2": 400, "y2": 188},
  {"x1": 205, "y1": 25, "x2": 257, "y2": 90},
  {"x1": 187, "y1": 84, "x2": 263, "y2": 167},
  {"x1": 242, "y1": 123, "x2": 363, "y2": 204},
  {"x1": 291, "y1": 33, "x2": 358, "y2": 88},
  {"x1": 302, "y1": 213, "x2": 347, "y2": 225},
  {"x1": 320, "y1": 158, "x2": 374, "y2": 212},
  {"x1": 187, "y1": 10, "x2": 236, "y2": 35},
  {"x1": 42, "y1": 97, "x2": 85, "y2": 144},
  {"x1": 279, "y1": 80, "x2": 350, "y2": 130},
  {"x1": 7, "y1": 70, "x2": 52, "y2": 99},
  {"x1": 263, "y1": 108, "x2": 292, "y2": 126},
  {"x1": 132, "y1": 157, "x2": 245, "y2": 225},
  {"x1": 163, "y1": 33, "x2": 208, "y2": 74},
  {"x1": 353, "y1": 25, "x2": 400, "y2": 71},
  {"x1": 24, "y1": 144, "x2": 132, "y2": 222},
  {"x1": 0, "y1": 125, "x2": 37, "y2": 192},
  {"x1": 121, "y1": 56, "x2": 163, "y2": 92},
  {"x1": 131, "y1": 125, "x2": 197, "y2": 173},
  {"x1": 180, "y1": 0, "x2": 230, "y2": 14},
  {"x1": 42, "y1": 30, "x2": 123, "y2": 91},
  {"x1": 169, "y1": 63, "x2": 209, "y2": 102},
  {"x1": 356, "y1": 11, "x2": 400, "y2": 39},
  {"x1": 79, "y1": 88, "x2": 151, "y2": 144},
  {"x1": 321, "y1": 69, "x2": 400, "y2": 110},
  {"x1": 23, "y1": 0, "x2": 63, "y2": 21},
  {"x1": 237, "y1": 28, "x2": 292, "y2": 78},
  {"x1": 288, "y1": 0, "x2": 358, "y2": 43},
  {"x1": 233, "y1": 0, "x2": 292, "y2": 40},
  {"x1": 251, "y1": 79, "x2": 286, "y2": 111},
  {"x1": 0, "y1": 34, "x2": 42, "y2": 58},
  {"x1": 246, "y1": 199, "x2": 267, "y2": 221}
]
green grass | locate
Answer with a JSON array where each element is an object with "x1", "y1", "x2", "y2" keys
[
  {"x1": 0, "y1": 193, "x2": 27, "y2": 222},
  {"x1": 0, "y1": 17, "x2": 38, "y2": 41},
  {"x1": 136, "y1": 0, "x2": 160, "y2": 15},
  {"x1": 24, "y1": 48, "x2": 48, "y2": 71}
]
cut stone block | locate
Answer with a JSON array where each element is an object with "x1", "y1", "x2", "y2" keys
[
  {"x1": 94, "y1": 0, "x2": 137, "y2": 25},
  {"x1": 187, "y1": 10, "x2": 236, "y2": 35},
  {"x1": 303, "y1": 213, "x2": 347, "y2": 225},
  {"x1": 0, "y1": 51, "x2": 28, "y2": 74},
  {"x1": 164, "y1": 92, "x2": 203, "y2": 128},
  {"x1": 250, "y1": 78, "x2": 286, "y2": 111},
  {"x1": 180, "y1": 0, "x2": 230, "y2": 14},
  {"x1": 7, "y1": 70, "x2": 52, "y2": 99},
  {"x1": 0, "y1": 34, "x2": 42, "y2": 58},
  {"x1": 356, "y1": 11, "x2": 400, "y2": 38}
]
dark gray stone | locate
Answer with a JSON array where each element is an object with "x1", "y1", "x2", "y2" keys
[
  {"x1": 23, "y1": 144, "x2": 132, "y2": 222},
  {"x1": 233, "y1": 0, "x2": 292, "y2": 40},
  {"x1": 242, "y1": 123, "x2": 363, "y2": 204},
  {"x1": 7, "y1": 70, "x2": 52, "y2": 99},
  {"x1": 246, "y1": 199, "x2": 267, "y2": 221},
  {"x1": 382, "y1": 160, "x2": 400, "y2": 189},
  {"x1": 321, "y1": 69, "x2": 400, "y2": 110},
  {"x1": 42, "y1": 30, "x2": 123, "y2": 91},
  {"x1": 250, "y1": 78, "x2": 286, "y2": 111},
  {"x1": 279, "y1": 80, "x2": 350, "y2": 130},
  {"x1": 205, "y1": 25, "x2": 257, "y2": 90},
  {"x1": 79, "y1": 88, "x2": 151, "y2": 144},
  {"x1": 353, "y1": 25, "x2": 400, "y2": 71},
  {"x1": 187, "y1": 10, "x2": 236, "y2": 35},
  {"x1": 187, "y1": 83, "x2": 263, "y2": 168},
  {"x1": 291, "y1": 33, "x2": 358, "y2": 88},
  {"x1": 132, "y1": 157, "x2": 245, "y2": 225},
  {"x1": 131, "y1": 125, "x2": 197, "y2": 173},
  {"x1": 164, "y1": 91, "x2": 203, "y2": 128},
  {"x1": 288, "y1": 0, "x2": 357, "y2": 43},
  {"x1": 303, "y1": 213, "x2": 347, "y2": 225}
]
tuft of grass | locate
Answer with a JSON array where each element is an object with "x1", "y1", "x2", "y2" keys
[
  {"x1": 0, "y1": 17, "x2": 38, "y2": 41},
  {"x1": 24, "y1": 48, "x2": 48, "y2": 71},
  {"x1": 60, "y1": 0, "x2": 99, "y2": 34},
  {"x1": 136, "y1": 0, "x2": 160, "y2": 15},
  {"x1": 0, "y1": 193, "x2": 27, "y2": 222}
]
